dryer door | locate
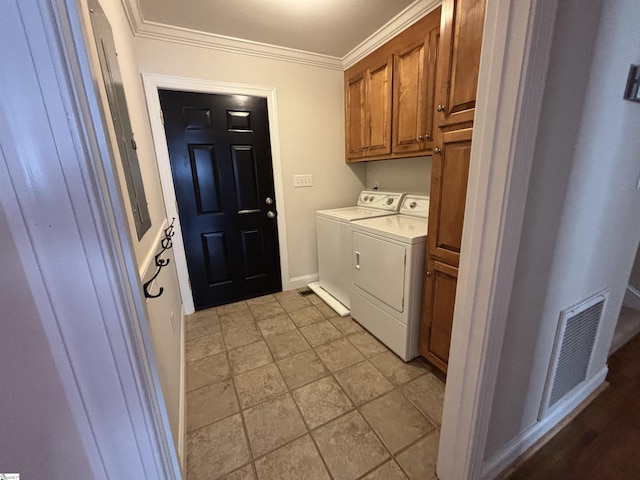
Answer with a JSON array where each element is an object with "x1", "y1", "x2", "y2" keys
[{"x1": 352, "y1": 231, "x2": 406, "y2": 312}]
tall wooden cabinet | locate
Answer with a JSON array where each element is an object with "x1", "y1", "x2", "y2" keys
[
  {"x1": 419, "y1": 0, "x2": 486, "y2": 374},
  {"x1": 345, "y1": 9, "x2": 440, "y2": 162}
]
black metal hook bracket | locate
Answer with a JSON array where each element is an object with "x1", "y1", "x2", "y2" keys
[{"x1": 143, "y1": 218, "x2": 175, "y2": 299}]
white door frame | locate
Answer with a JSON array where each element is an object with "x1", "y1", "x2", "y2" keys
[
  {"x1": 437, "y1": 0, "x2": 560, "y2": 478},
  {"x1": 142, "y1": 74, "x2": 289, "y2": 314}
]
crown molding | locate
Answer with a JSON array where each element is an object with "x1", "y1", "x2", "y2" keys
[
  {"x1": 119, "y1": 0, "x2": 343, "y2": 70},
  {"x1": 342, "y1": 0, "x2": 441, "y2": 69},
  {"x1": 120, "y1": 0, "x2": 440, "y2": 71}
]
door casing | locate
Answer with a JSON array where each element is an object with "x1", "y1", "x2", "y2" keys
[{"x1": 143, "y1": 74, "x2": 289, "y2": 314}]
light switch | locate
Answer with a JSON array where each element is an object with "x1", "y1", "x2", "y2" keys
[{"x1": 294, "y1": 174, "x2": 313, "y2": 188}]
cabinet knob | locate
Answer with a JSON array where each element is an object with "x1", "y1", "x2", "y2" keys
[
  {"x1": 433, "y1": 147, "x2": 441, "y2": 154},
  {"x1": 418, "y1": 135, "x2": 425, "y2": 141},
  {"x1": 437, "y1": 104, "x2": 445, "y2": 112},
  {"x1": 361, "y1": 146, "x2": 366, "y2": 150},
  {"x1": 425, "y1": 134, "x2": 432, "y2": 140},
  {"x1": 426, "y1": 271, "x2": 433, "y2": 277}
]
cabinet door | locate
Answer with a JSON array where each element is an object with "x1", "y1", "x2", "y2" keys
[
  {"x1": 392, "y1": 14, "x2": 439, "y2": 154},
  {"x1": 366, "y1": 55, "x2": 393, "y2": 157},
  {"x1": 435, "y1": 0, "x2": 486, "y2": 128},
  {"x1": 428, "y1": 128, "x2": 472, "y2": 266},
  {"x1": 345, "y1": 71, "x2": 367, "y2": 159},
  {"x1": 420, "y1": 258, "x2": 458, "y2": 374}
]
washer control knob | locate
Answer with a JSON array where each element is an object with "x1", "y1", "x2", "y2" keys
[
  {"x1": 386, "y1": 198, "x2": 394, "y2": 205},
  {"x1": 410, "y1": 201, "x2": 417, "y2": 209}
]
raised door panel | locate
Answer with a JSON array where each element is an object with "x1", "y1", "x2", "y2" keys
[
  {"x1": 392, "y1": 10, "x2": 440, "y2": 155},
  {"x1": 428, "y1": 128, "x2": 472, "y2": 266},
  {"x1": 420, "y1": 258, "x2": 458, "y2": 374},
  {"x1": 435, "y1": 0, "x2": 486, "y2": 128},
  {"x1": 346, "y1": 72, "x2": 367, "y2": 160},
  {"x1": 366, "y1": 55, "x2": 393, "y2": 157}
]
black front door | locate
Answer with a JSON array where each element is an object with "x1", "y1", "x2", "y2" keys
[{"x1": 159, "y1": 89, "x2": 282, "y2": 309}]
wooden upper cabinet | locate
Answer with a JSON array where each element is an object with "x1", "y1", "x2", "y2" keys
[
  {"x1": 427, "y1": 127, "x2": 472, "y2": 266},
  {"x1": 392, "y1": 9, "x2": 440, "y2": 155},
  {"x1": 366, "y1": 57, "x2": 393, "y2": 157},
  {"x1": 435, "y1": 0, "x2": 486, "y2": 129},
  {"x1": 345, "y1": 7, "x2": 441, "y2": 162},
  {"x1": 346, "y1": 72, "x2": 367, "y2": 159},
  {"x1": 345, "y1": 55, "x2": 392, "y2": 161}
]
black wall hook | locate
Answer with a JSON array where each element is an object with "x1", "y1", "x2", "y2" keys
[{"x1": 143, "y1": 218, "x2": 175, "y2": 299}]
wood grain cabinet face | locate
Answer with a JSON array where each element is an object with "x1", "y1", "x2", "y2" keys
[
  {"x1": 345, "y1": 56, "x2": 392, "y2": 161},
  {"x1": 392, "y1": 14, "x2": 439, "y2": 155},
  {"x1": 419, "y1": 0, "x2": 486, "y2": 374},
  {"x1": 344, "y1": 8, "x2": 441, "y2": 162},
  {"x1": 435, "y1": 0, "x2": 486, "y2": 129},
  {"x1": 427, "y1": 128, "x2": 472, "y2": 267},
  {"x1": 346, "y1": 72, "x2": 367, "y2": 159},
  {"x1": 420, "y1": 259, "x2": 458, "y2": 374}
]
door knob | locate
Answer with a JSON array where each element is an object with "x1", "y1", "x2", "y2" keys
[
  {"x1": 437, "y1": 104, "x2": 445, "y2": 112},
  {"x1": 267, "y1": 211, "x2": 276, "y2": 219},
  {"x1": 433, "y1": 147, "x2": 441, "y2": 154},
  {"x1": 265, "y1": 197, "x2": 273, "y2": 205}
]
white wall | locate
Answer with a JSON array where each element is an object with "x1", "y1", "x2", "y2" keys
[
  {"x1": 484, "y1": 0, "x2": 640, "y2": 462},
  {"x1": 143, "y1": 245, "x2": 184, "y2": 450},
  {"x1": 133, "y1": 37, "x2": 367, "y2": 282},
  {"x1": 0, "y1": 206, "x2": 95, "y2": 479},
  {"x1": 79, "y1": 0, "x2": 185, "y2": 453},
  {"x1": 365, "y1": 156, "x2": 432, "y2": 194}
]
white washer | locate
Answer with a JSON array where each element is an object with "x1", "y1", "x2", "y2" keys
[
  {"x1": 309, "y1": 191, "x2": 404, "y2": 316},
  {"x1": 349, "y1": 195, "x2": 429, "y2": 360}
]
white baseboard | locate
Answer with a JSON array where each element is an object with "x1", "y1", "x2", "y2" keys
[
  {"x1": 623, "y1": 285, "x2": 640, "y2": 310},
  {"x1": 481, "y1": 366, "x2": 608, "y2": 479},
  {"x1": 178, "y1": 306, "x2": 186, "y2": 477},
  {"x1": 287, "y1": 273, "x2": 319, "y2": 290}
]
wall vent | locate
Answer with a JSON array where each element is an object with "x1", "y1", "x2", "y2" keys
[{"x1": 539, "y1": 291, "x2": 608, "y2": 418}]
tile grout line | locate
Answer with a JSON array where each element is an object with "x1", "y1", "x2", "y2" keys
[{"x1": 186, "y1": 293, "x2": 444, "y2": 479}]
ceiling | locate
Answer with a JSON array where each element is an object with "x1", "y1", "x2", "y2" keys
[{"x1": 136, "y1": 0, "x2": 417, "y2": 58}]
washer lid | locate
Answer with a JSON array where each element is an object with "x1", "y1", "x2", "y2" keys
[
  {"x1": 316, "y1": 206, "x2": 397, "y2": 222},
  {"x1": 351, "y1": 214, "x2": 428, "y2": 243}
]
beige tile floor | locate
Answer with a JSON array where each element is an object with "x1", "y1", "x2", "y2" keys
[{"x1": 185, "y1": 289, "x2": 446, "y2": 480}]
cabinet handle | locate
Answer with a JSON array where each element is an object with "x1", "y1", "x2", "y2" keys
[
  {"x1": 437, "y1": 104, "x2": 445, "y2": 112},
  {"x1": 433, "y1": 147, "x2": 441, "y2": 154},
  {"x1": 426, "y1": 271, "x2": 433, "y2": 277},
  {"x1": 355, "y1": 251, "x2": 361, "y2": 270}
]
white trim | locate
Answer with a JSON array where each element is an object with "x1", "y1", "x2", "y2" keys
[
  {"x1": 342, "y1": 0, "x2": 441, "y2": 69},
  {"x1": 121, "y1": 0, "x2": 440, "y2": 71},
  {"x1": 178, "y1": 305, "x2": 186, "y2": 475},
  {"x1": 481, "y1": 366, "x2": 608, "y2": 479},
  {"x1": 142, "y1": 73, "x2": 291, "y2": 314},
  {"x1": 623, "y1": 284, "x2": 640, "y2": 310},
  {"x1": 139, "y1": 218, "x2": 168, "y2": 278},
  {"x1": 120, "y1": 0, "x2": 342, "y2": 70},
  {"x1": 289, "y1": 273, "x2": 320, "y2": 291},
  {"x1": 436, "y1": 0, "x2": 560, "y2": 478}
]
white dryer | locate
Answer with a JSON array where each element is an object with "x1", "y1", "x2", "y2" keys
[
  {"x1": 349, "y1": 195, "x2": 429, "y2": 360},
  {"x1": 309, "y1": 191, "x2": 404, "y2": 316}
]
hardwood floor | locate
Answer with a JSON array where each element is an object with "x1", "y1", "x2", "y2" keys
[{"x1": 506, "y1": 333, "x2": 640, "y2": 479}]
